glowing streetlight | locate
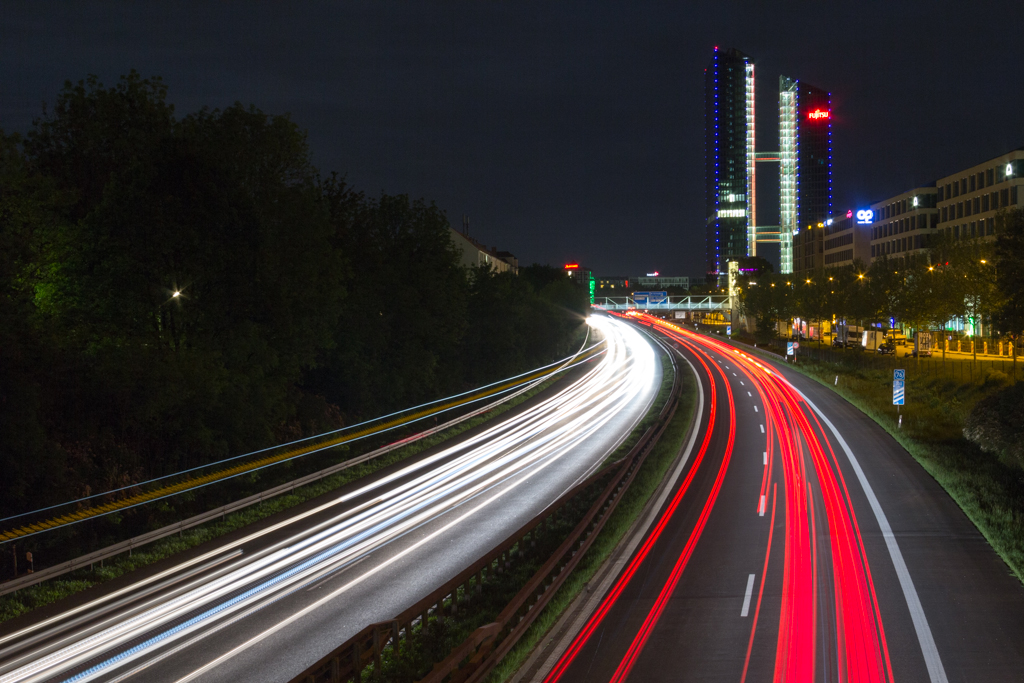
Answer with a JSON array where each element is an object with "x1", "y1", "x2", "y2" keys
[{"x1": 172, "y1": 291, "x2": 181, "y2": 298}]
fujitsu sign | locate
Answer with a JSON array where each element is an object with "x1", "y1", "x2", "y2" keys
[{"x1": 807, "y1": 108, "x2": 830, "y2": 121}]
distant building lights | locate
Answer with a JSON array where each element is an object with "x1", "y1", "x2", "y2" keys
[{"x1": 1007, "y1": 163, "x2": 1015, "y2": 177}]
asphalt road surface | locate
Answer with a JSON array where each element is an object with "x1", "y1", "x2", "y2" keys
[
  {"x1": 0, "y1": 315, "x2": 661, "y2": 683},
  {"x1": 535, "y1": 313, "x2": 1024, "y2": 683}
]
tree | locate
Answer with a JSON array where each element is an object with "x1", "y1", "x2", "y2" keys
[
  {"x1": 739, "y1": 272, "x2": 791, "y2": 344},
  {"x1": 993, "y1": 208, "x2": 1024, "y2": 369}
]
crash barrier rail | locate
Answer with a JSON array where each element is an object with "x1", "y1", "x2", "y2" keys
[
  {"x1": 1, "y1": 346, "x2": 605, "y2": 548},
  {"x1": 0, "y1": 347, "x2": 602, "y2": 596},
  {"x1": 288, "y1": 331, "x2": 681, "y2": 683}
]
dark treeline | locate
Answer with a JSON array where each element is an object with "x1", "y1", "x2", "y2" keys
[{"x1": 0, "y1": 73, "x2": 588, "y2": 519}]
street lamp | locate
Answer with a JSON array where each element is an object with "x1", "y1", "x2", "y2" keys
[{"x1": 172, "y1": 291, "x2": 181, "y2": 298}]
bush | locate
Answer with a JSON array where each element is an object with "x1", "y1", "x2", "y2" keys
[{"x1": 964, "y1": 382, "x2": 1024, "y2": 469}]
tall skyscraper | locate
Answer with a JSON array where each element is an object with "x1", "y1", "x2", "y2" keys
[
  {"x1": 704, "y1": 47, "x2": 755, "y2": 277},
  {"x1": 779, "y1": 76, "x2": 832, "y2": 274}
]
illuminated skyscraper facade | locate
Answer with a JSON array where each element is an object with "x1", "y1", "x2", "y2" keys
[
  {"x1": 704, "y1": 47, "x2": 755, "y2": 277},
  {"x1": 779, "y1": 76, "x2": 832, "y2": 274}
]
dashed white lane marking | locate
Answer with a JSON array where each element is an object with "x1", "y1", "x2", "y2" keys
[
  {"x1": 733, "y1": 372, "x2": 737, "y2": 376},
  {"x1": 740, "y1": 381, "x2": 745, "y2": 386},
  {"x1": 763, "y1": 451, "x2": 768, "y2": 465},
  {"x1": 759, "y1": 495, "x2": 766, "y2": 516},
  {"x1": 741, "y1": 574, "x2": 756, "y2": 616},
  {"x1": 754, "y1": 405, "x2": 759, "y2": 413},
  {"x1": 747, "y1": 391, "x2": 752, "y2": 397},
  {"x1": 759, "y1": 424, "x2": 765, "y2": 434}
]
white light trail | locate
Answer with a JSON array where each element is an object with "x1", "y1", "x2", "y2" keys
[{"x1": 0, "y1": 316, "x2": 656, "y2": 683}]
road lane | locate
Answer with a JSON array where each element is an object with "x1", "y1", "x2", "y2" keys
[
  {"x1": 539, "y1": 314, "x2": 1024, "y2": 683},
  {"x1": 0, "y1": 315, "x2": 662, "y2": 683}
]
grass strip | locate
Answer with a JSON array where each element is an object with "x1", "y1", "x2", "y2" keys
[
  {"x1": 0, "y1": 374, "x2": 566, "y2": 625},
  {"x1": 347, "y1": 342, "x2": 684, "y2": 682},
  {"x1": 486, "y1": 348, "x2": 697, "y2": 683}
]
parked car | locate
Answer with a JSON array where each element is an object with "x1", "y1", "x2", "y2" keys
[{"x1": 877, "y1": 339, "x2": 897, "y2": 355}]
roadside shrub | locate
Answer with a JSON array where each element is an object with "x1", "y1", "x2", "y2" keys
[{"x1": 964, "y1": 382, "x2": 1024, "y2": 470}]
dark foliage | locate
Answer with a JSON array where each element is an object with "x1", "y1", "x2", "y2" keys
[
  {"x1": 963, "y1": 382, "x2": 1024, "y2": 470},
  {"x1": 0, "y1": 74, "x2": 587, "y2": 520}
]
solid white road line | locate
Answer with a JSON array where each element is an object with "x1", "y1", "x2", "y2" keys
[
  {"x1": 791, "y1": 384, "x2": 949, "y2": 683},
  {"x1": 740, "y1": 574, "x2": 755, "y2": 617}
]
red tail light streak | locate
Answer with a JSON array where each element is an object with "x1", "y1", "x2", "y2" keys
[{"x1": 547, "y1": 313, "x2": 893, "y2": 682}]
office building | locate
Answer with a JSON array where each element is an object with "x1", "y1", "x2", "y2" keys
[
  {"x1": 705, "y1": 47, "x2": 755, "y2": 278},
  {"x1": 868, "y1": 187, "x2": 939, "y2": 264},
  {"x1": 780, "y1": 76, "x2": 832, "y2": 275},
  {"x1": 823, "y1": 211, "x2": 871, "y2": 268},
  {"x1": 936, "y1": 148, "x2": 1024, "y2": 242}
]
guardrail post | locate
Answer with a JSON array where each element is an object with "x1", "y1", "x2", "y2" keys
[
  {"x1": 329, "y1": 656, "x2": 340, "y2": 683},
  {"x1": 372, "y1": 626, "x2": 381, "y2": 679},
  {"x1": 353, "y1": 641, "x2": 362, "y2": 680}
]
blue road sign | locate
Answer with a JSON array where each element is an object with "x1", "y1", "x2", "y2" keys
[
  {"x1": 893, "y1": 371, "x2": 905, "y2": 405},
  {"x1": 894, "y1": 369, "x2": 906, "y2": 380},
  {"x1": 787, "y1": 342, "x2": 794, "y2": 356}
]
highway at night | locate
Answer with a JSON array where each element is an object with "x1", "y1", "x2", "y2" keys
[
  {"x1": 0, "y1": 317, "x2": 660, "y2": 683},
  {"x1": 526, "y1": 313, "x2": 1024, "y2": 683}
]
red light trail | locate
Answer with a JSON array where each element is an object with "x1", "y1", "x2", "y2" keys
[{"x1": 547, "y1": 313, "x2": 893, "y2": 682}]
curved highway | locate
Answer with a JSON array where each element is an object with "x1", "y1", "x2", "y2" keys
[
  {"x1": 0, "y1": 315, "x2": 661, "y2": 683},
  {"x1": 530, "y1": 313, "x2": 1024, "y2": 683}
]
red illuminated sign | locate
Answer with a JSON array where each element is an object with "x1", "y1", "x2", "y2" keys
[
  {"x1": 564, "y1": 263, "x2": 579, "y2": 270},
  {"x1": 807, "y1": 108, "x2": 830, "y2": 121},
  {"x1": 846, "y1": 210, "x2": 853, "y2": 218}
]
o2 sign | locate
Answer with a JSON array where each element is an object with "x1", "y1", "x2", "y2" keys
[
  {"x1": 855, "y1": 209, "x2": 874, "y2": 224},
  {"x1": 807, "y1": 108, "x2": 830, "y2": 121}
]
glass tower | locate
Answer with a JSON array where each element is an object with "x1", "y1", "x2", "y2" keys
[
  {"x1": 704, "y1": 47, "x2": 755, "y2": 277},
  {"x1": 778, "y1": 76, "x2": 832, "y2": 274}
]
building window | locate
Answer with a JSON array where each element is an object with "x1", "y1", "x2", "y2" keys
[
  {"x1": 970, "y1": 175, "x2": 977, "y2": 192},
  {"x1": 938, "y1": 186, "x2": 944, "y2": 201},
  {"x1": 954, "y1": 225, "x2": 960, "y2": 239},
  {"x1": 1001, "y1": 188, "x2": 1009, "y2": 206},
  {"x1": 1013, "y1": 186, "x2": 1019, "y2": 205},
  {"x1": 987, "y1": 168, "x2": 994, "y2": 186},
  {"x1": 993, "y1": 191, "x2": 1000, "y2": 209},
  {"x1": 961, "y1": 178, "x2": 968, "y2": 194},
  {"x1": 957, "y1": 202, "x2": 964, "y2": 218},
  {"x1": 941, "y1": 206, "x2": 948, "y2": 222},
  {"x1": 971, "y1": 221, "x2": 977, "y2": 238},
  {"x1": 982, "y1": 194, "x2": 990, "y2": 212}
]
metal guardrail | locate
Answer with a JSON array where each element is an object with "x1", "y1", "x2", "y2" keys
[
  {"x1": 1, "y1": 350, "x2": 603, "y2": 547},
  {"x1": 288, "y1": 331, "x2": 681, "y2": 683},
  {"x1": 0, "y1": 365, "x2": 570, "y2": 598}
]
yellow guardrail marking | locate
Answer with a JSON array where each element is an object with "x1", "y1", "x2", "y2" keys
[{"x1": 0, "y1": 347, "x2": 601, "y2": 543}]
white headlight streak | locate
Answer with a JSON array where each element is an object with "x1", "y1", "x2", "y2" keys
[{"x1": 0, "y1": 316, "x2": 656, "y2": 683}]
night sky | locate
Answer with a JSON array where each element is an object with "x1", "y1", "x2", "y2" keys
[{"x1": 2, "y1": 1, "x2": 1021, "y2": 278}]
